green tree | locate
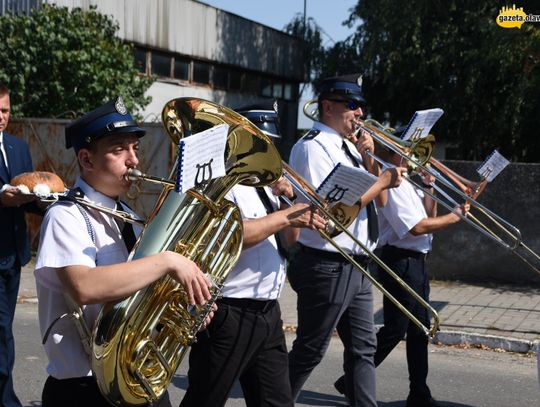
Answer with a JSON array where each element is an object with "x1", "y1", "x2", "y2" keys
[
  {"x1": 313, "y1": 1, "x2": 540, "y2": 162},
  {"x1": 0, "y1": 5, "x2": 154, "y2": 119}
]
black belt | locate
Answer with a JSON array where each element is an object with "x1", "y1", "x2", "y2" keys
[
  {"x1": 298, "y1": 244, "x2": 371, "y2": 268},
  {"x1": 382, "y1": 245, "x2": 428, "y2": 260},
  {"x1": 218, "y1": 297, "x2": 277, "y2": 313}
]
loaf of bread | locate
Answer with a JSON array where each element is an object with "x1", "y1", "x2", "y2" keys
[{"x1": 11, "y1": 171, "x2": 65, "y2": 195}]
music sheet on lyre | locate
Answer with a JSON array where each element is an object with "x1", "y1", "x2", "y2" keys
[{"x1": 176, "y1": 124, "x2": 228, "y2": 192}]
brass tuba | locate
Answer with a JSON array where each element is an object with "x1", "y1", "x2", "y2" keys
[{"x1": 91, "y1": 98, "x2": 282, "y2": 406}]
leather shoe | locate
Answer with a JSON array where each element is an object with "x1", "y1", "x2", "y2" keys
[
  {"x1": 333, "y1": 375, "x2": 345, "y2": 395},
  {"x1": 406, "y1": 395, "x2": 441, "y2": 407}
]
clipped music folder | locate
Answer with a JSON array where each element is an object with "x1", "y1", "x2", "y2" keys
[
  {"x1": 477, "y1": 150, "x2": 510, "y2": 182},
  {"x1": 175, "y1": 124, "x2": 228, "y2": 193},
  {"x1": 316, "y1": 163, "x2": 378, "y2": 206},
  {"x1": 400, "y1": 108, "x2": 444, "y2": 141}
]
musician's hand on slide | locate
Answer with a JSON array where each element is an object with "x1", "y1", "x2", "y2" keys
[
  {"x1": 270, "y1": 176, "x2": 295, "y2": 199},
  {"x1": 285, "y1": 203, "x2": 326, "y2": 230}
]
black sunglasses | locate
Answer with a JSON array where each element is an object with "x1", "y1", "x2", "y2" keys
[{"x1": 326, "y1": 98, "x2": 363, "y2": 111}]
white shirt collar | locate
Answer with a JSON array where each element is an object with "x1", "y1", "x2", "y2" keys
[{"x1": 75, "y1": 177, "x2": 117, "y2": 210}]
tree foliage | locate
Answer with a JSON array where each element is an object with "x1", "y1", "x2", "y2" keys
[
  {"x1": 302, "y1": 1, "x2": 540, "y2": 162},
  {"x1": 0, "y1": 5, "x2": 154, "y2": 119}
]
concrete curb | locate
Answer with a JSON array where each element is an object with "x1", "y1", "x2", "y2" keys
[
  {"x1": 20, "y1": 296, "x2": 539, "y2": 354},
  {"x1": 433, "y1": 330, "x2": 539, "y2": 354}
]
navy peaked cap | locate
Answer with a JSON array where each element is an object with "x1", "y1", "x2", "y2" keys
[
  {"x1": 65, "y1": 97, "x2": 145, "y2": 151},
  {"x1": 234, "y1": 99, "x2": 281, "y2": 139},
  {"x1": 317, "y1": 74, "x2": 366, "y2": 103}
]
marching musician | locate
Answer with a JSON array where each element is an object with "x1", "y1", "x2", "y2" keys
[
  {"x1": 287, "y1": 74, "x2": 404, "y2": 406},
  {"x1": 181, "y1": 100, "x2": 325, "y2": 407},
  {"x1": 0, "y1": 82, "x2": 41, "y2": 407},
  {"x1": 33, "y1": 98, "x2": 212, "y2": 407},
  {"x1": 335, "y1": 142, "x2": 469, "y2": 406}
]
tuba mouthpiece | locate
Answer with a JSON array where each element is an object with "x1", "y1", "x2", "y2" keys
[{"x1": 125, "y1": 168, "x2": 143, "y2": 182}]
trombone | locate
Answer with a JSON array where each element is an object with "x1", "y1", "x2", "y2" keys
[
  {"x1": 305, "y1": 99, "x2": 538, "y2": 274},
  {"x1": 357, "y1": 118, "x2": 540, "y2": 275},
  {"x1": 280, "y1": 165, "x2": 440, "y2": 337}
]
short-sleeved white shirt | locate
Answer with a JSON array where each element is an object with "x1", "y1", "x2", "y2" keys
[
  {"x1": 378, "y1": 173, "x2": 433, "y2": 253},
  {"x1": 34, "y1": 177, "x2": 141, "y2": 379},
  {"x1": 289, "y1": 121, "x2": 377, "y2": 255},
  {"x1": 221, "y1": 185, "x2": 285, "y2": 300}
]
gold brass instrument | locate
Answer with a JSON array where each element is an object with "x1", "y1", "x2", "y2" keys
[
  {"x1": 280, "y1": 162, "x2": 440, "y2": 337},
  {"x1": 90, "y1": 98, "x2": 282, "y2": 406}
]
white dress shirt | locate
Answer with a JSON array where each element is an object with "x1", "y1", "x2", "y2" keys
[
  {"x1": 221, "y1": 184, "x2": 285, "y2": 300},
  {"x1": 34, "y1": 177, "x2": 141, "y2": 379},
  {"x1": 378, "y1": 173, "x2": 433, "y2": 253},
  {"x1": 289, "y1": 121, "x2": 377, "y2": 255}
]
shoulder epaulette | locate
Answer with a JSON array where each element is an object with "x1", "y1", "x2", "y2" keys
[{"x1": 301, "y1": 129, "x2": 321, "y2": 141}]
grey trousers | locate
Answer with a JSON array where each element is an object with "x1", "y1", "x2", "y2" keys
[{"x1": 287, "y1": 250, "x2": 377, "y2": 407}]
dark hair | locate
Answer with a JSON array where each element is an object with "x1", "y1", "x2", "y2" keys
[{"x1": 0, "y1": 82, "x2": 9, "y2": 97}]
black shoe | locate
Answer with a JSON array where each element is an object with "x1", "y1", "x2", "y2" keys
[
  {"x1": 406, "y1": 395, "x2": 441, "y2": 407},
  {"x1": 333, "y1": 375, "x2": 346, "y2": 395}
]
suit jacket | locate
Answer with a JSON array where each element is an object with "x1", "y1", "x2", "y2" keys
[{"x1": 0, "y1": 132, "x2": 35, "y2": 267}]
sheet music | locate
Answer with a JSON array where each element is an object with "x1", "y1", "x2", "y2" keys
[
  {"x1": 476, "y1": 150, "x2": 510, "y2": 182},
  {"x1": 316, "y1": 163, "x2": 378, "y2": 206},
  {"x1": 400, "y1": 108, "x2": 444, "y2": 141},
  {"x1": 175, "y1": 124, "x2": 228, "y2": 193}
]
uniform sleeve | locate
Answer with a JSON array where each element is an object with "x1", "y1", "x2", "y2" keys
[
  {"x1": 380, "y1": 184, "x2": 426, "y2": 239},
  {"x1": 289, "y1": 140, "x2": 336, "y2": 191}
]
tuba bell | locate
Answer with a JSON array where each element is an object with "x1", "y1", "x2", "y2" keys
[{"x1": 91, "y1": 98, "x2": 283, "y2": 406}]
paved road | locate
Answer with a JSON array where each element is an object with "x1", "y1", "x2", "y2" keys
[{"x1": 12, "y1": 302, "x2": 539, "y2": 407}]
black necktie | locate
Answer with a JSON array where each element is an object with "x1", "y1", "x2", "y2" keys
[
  {"x1": 255, "y1": 187, "x2": 289, "y2": 260},
  {"x1": 341, "y1": 141, "x2": 379, "y2": 242},
  {"x1": 0, "y1": 141, "x2": 10, "y2": 180},
  {"x1": 116, "y1": 201, "x2": 137, "y2": 252}
]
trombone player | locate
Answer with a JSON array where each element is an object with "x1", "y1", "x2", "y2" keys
[
  {"x1": 287, "y1": 74, "x2": 404, "y2": 406},
  {"x1": 335, "y1": 140, "x2": 470, "y2": 406}
]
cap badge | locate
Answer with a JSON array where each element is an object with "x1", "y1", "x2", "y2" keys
[
  {"x1": 273, "y1": 100, "x2": 279, "y2": 114},
  {"x1": 357, "y1": 75, "x2": 363, "y2": 87},
  {"x1": 115, "y1": 97, "x2": 128, "y2": 115}
]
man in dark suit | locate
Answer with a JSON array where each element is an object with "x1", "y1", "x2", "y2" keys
[{"x1": 0, "y1": 82, "x2": 40, "y2": 407}]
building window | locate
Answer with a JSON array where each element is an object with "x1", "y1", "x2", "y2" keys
[
  {"x1": 261, "y1": 77, "x2": 272, "y2": 97},
  {"x1": 152, "y1": 52, "x2": 172, "y2": 77},
  {"x1": 272, "y1": 83, "x2": 283, "y2": 98},
  {"x1": 243, "y1": 73, "x2": 259, "y2": 94},
  {"x1": 193, "y1": 61, "x2": 211, "y2": 85},
  {"x1": 283, "y1": 83, "x2": 293, "y2": 100},
  {"x1": 174, "y1": 58, "x2": 190, "y2": 81},
  {"x1": 213, "y1": 66, "x2": 228, "y2": 89},
  {"x1": 134, "y1": 48, "x2": 147, "y2": 74},
  {"x1": 229, "y1": 71, "x2": 242, "y2": 90}
]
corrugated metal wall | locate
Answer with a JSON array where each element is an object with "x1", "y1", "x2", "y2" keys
[{"x1": 47, "y1": 0, "x2": 306, "y2": 81}]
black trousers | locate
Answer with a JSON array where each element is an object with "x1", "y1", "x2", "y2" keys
[
  {"x1": 0, "y1": 260, "x2": 22, "y2": 407},
  {"x1": 42, "y1": 375, "x2": 171, "y2": 407},
  {"x1": 288, "y1": 247, "x2": 377, "y2": 407},
  {"x1": 180, "y1": 299, "x2": 292, "y2": 407},
  {"x1": 374, "y1": 245, "x2": 432, "y2": 399}
]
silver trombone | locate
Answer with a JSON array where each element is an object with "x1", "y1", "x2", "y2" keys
[{"x1": 304, "y1": 100, "x2": 539, "y2": 275}]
